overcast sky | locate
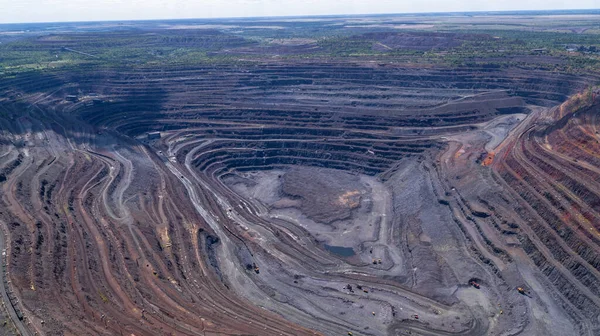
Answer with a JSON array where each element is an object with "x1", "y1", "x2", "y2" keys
[{"x1": 1, "y1": 0, "x2": 598, "y2": 24}]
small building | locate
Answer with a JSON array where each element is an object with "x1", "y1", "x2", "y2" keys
[{"x1": 147, "y1": 132, "x2": 161, "y2": 140}]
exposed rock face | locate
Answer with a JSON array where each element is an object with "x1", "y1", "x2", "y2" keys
[{"x1": 281, "y1": 168, "x2": 364, "y2": 224}]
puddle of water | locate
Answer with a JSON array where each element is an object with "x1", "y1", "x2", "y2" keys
[{"x1": 324, "y1": 244, "x2": 355, "y2": 257}]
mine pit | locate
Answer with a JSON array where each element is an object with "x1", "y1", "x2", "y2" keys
[{"x1": 0, "y1": 12, "x2": 599, "y2": 336}]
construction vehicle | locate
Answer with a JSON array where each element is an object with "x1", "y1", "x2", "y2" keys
[
  {"x1": 517, "y1": 287, "x2": 526, "y2": 295},
  {"x1": 469, "y1": 280, "x2": 480, "y2": 289},
  {"x1": 253, "y1": 263, "x2": 260, "y2": 274},
  {"x1": 347, "y1": 332, "x2": 353, "y2": 336}
]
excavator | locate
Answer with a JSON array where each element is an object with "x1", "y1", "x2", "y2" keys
[{"x1": 469, "y1": 280, "x2": 480, "y2": 289}]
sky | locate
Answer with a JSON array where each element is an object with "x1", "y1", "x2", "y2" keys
[{"x1": 1, "y1": 0, "x2": 599, "y2": 24}]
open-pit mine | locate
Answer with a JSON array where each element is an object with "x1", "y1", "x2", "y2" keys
[{"x1": 0, "y1": 11, "x2": 600, "y2": 336}]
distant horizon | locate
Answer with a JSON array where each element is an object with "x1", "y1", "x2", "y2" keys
[
  {"x1": 0, "y1": 8, "x2": 598, "y2": 26},
  {"x1": 2, "y1": 0, "x2": 599, "y2": 25}
]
